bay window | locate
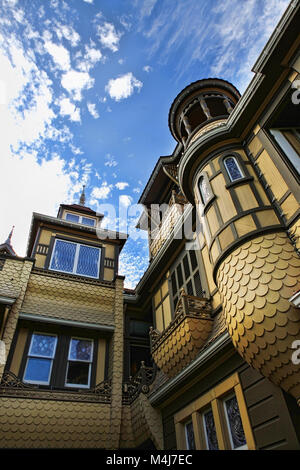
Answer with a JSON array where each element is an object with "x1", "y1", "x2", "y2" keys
[
  {"x1": 49, "y1": 239, "x2": 101, "y2": 278},
  {"x1": 22, "y1": 330, "x2": 97, "y2": 390}
]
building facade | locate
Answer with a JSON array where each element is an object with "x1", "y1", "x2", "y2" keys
[{"x1": 0, "y1": 0, "x2": 300, "y2": 450}]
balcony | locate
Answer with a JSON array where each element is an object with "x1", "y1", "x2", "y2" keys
[
  {"x1": 149, "y1": 192, "x2": 187, "y2": 258},
  {"x1": 150, "y1": 290, "x2": 213, "y2": 378}
]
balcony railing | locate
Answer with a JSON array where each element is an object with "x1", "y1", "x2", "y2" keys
[
  {"x1": 149, "y1": 192, "x2": 188, "y2": 258},
  {"x1": 150, "y1": 290, "x2": 213, "y2": 377}
]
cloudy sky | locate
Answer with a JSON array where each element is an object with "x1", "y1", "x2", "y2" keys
[{"x1": 0, "y1": 0, "x2": 290, "y2": 288}]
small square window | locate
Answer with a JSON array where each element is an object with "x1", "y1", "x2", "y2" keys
[{"x1": 65, "y1": 213, "x2": 80, "y2": 223}]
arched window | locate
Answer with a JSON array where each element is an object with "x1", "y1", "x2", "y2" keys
[
  {"x1": 198, "y1": 175, "x2": 211, "y2": 204},
  {"x1": 224, "y1": 156, "x2": 244, "y2": 182}
]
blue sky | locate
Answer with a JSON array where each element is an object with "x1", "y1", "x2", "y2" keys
[{"x1": 0, "y1": 0, "x2": 290, "y2": 288}]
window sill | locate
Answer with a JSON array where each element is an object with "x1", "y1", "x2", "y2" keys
[
  {"x1": 31, "y1": 267, "x2": 115, "y2": 287},
  {"x1": 225, "y1": 176, "x2": 253, "y2": 189}
]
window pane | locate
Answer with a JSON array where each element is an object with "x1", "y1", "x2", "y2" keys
[
  {"x1": 183, "y1": 255, "x2": 190, "y2": 280},
  {"x1": 189, "y1": 251, "x2": 198, "y2": 271},
  {"x1": 76, "y1": 245, "x2": 100, "y2": 277},
  {"x1": 193, "y1": 271, "x2": 203, "y2": 297},
  {"x1": 30, "y1": 334, "x2": 57, "y2": 358},
  {"x1": 69, "y1": 338, "x2": 93, "y2": 362},
  {"x1": 66, "y1": 361, "x2": 90, "y2": 386},
  {"x1": 171, "y1": 272, "x2": 177, "y2": 296},
  {"x1": 186, "y1": 280, "x2": 194, "y2": 296},
  {"x1": 203, "y1": 409, "x2": 219, "y2": 450},
  {"x1": 199, "y1": 176, "x2": 211, "y2": 203},
  {"x1": 155, "y1": 305, "x2": 163, "y2": 332},
  {"x1": 24, "y1": 357, "x2": 52, "y2": 383},
  {"x1": 185, "y1": 421, "x2": 195, "y2": 450},
  {"x1": 82, "y1": 217, "x2": 95, "y2": 227},
  {"x1": 177, "y1": 264, "x2": 183, "y2": 288},
  {"x1": 224, "y1": 157, "x2": 243, "y2": 181},
  {"x1": 66, "y1": 213, "x2": 79, "y2": 223},
  {"x1": 225, "y1": 395, "x2": 246, "y2": 449},
  {"x1": 50, "y1": 240, "x2": 76, "y2": 273}
]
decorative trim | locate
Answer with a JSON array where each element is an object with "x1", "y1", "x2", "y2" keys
[
  {"x1": 150, "y1": 293, "x2": 212, "y2": 352},
  {"x1": 31, "y1": 267, "x2": 115, "y2": 288},
  {"x1": 122, "y1": 362, "x2": 157, "y2": 405},
  {"x1": 18, "y1": 313, "x2": 115, "y2": 332},
  {"x1": 0, "y1": 370, "x2": 112, "y2": 404},
  {"x1": 104, "y1": 257, "x2": 115, "y2": 269},
  {"x1": 0, "y1": 296, "x2": 15, "y2": 305},
  {"x1": 36, "y1": 244, "x2": 49, "y2": 255}
]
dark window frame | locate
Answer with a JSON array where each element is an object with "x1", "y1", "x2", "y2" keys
[{"x1": 18, "y1": 324, "x2": 100, "y2": 391}]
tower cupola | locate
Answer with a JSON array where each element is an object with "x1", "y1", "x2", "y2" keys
[{"x1": 168, "y1": 78, "x2": 240, "y2": 148}]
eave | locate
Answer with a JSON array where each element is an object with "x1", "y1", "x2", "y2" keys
[{"x1": 26, "y1": 212, "x2": 128, "y2": 258}]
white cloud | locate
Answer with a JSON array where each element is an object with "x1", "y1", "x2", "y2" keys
[
  {"x1": 96, "y1": 22, "x2": 122, "y2": 52},
  {"x1": 77, "y1": 45, "x2": 103, "y2": 72},
  {"x1": 115, "y1": 182, "x2": 129, "y2": 190},
  {"x1": 61, "y1": 70, "x2": 94, "y2": 101},
  {"x1": 133, "y1": 187, "x2": 141, "y2": 194},
  {"x1": 105, "y1": 72, "x2": 143, "y2": 101},
  {"x1": 0, "y1": 12, "x2": 93, "y2": 256},
  {"x1": 140, "y1": 0, "x2": 290, "y2": 90},
  {"x1": 56, "y1": 24, "x2": 80, "y2": 47},
  {"x1": 87, "y1": 102, "x2": 99, "y2": 119},
  {"x1": 104, "y1": 154, "x2": 117, "y2": 167},
  {"x1": 0, "y1": 151, "x2": 87, "y2": 256},
  {"x1": 83, "y1": 0, "x2": 93, "y2": 3},
  {"x1": 143, "y1": 65, "x2": 152, "y2": 73},
  {"x1": 119, "y1": 194, "x2": 132, "y2": 208},
  {"x1": 59, "y1": 97, "x2": 81, "y2": 122},
  {"x1": 44, "y1": 41, "x2": 71, "y2": 71},
  {"x1": 119, "y1": 239, "x2": 149, "y2": 289},
  {"x1": 91, "y1": 182, "x2": 112, "y2": 200}
]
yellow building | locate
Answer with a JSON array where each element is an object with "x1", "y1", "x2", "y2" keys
[{"x1": 0, "y1": 0, "x2": 300, "y2": 450}]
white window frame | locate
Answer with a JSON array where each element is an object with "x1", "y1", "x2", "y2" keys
[
  {"x1": 49, "y1": 239, "x2": 101, "y2": 279},
  {"x1": 270, "y1": 129, "x2": 300, "y2": 174},
  {"x1": 65, "y1": 337, "x2": 94, "y2": 389},
  {"x1": 65, "y1": 211, "x2": 96, "y2": 227},
  {"x1": 23, "y1": 332, "x2": 58, "y2": 385},
  {"x1": 224, "y1": 156, "x2": 244, "y2": 182},
  {"x1": 223, "y1": 393, "x2": 248, "y2": 450}
]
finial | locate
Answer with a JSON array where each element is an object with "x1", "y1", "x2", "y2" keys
[
  {"x1": 79, "y1": 185, "x2": 86, "y2": 206},
  {"x1": 6, "y1": 226, "x2": 14, "y2": 245}
]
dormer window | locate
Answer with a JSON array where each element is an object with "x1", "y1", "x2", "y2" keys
[
  {"x1": 49, "y1": 239, "x2": 101, "y2": 278},
  {"x1": 65, "y1": 212, "x2": 96, "y2": 227}
]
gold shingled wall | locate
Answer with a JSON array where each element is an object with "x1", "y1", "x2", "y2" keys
[
  {"x1": 217, "y1": 232, "x2": 300, "y2": 402},
  {"x1": 0, "y1": 398, "x2": 111, "y2": 448},
  {"x1": 21, "y1": 272, "x2": 115, "y2": 325}
]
